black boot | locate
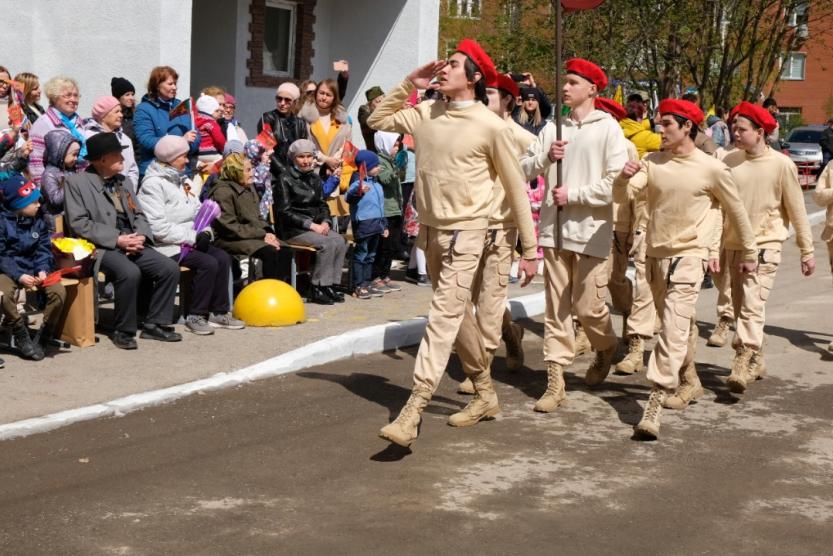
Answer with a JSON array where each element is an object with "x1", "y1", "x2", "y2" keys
[
  {"x1": 13, "y1": 324, "x2": 44, "y2": 361},
  {"x1": 140, "y1": 323, "x2": 183, "y2": 342},
  {"x1": 308, "y1": 285, "x2": 335, "y2": 305},
  {"x1": 322, "y1": 286, "x2": 345, "y2": 303}
]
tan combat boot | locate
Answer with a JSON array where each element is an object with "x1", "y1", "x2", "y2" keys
[
  {"x1": 748, "y1": 349, "x2": 766, "y2": 381},
  {"x1": 585, "y1": 344, "x2": 617, "y2": 387},
  {"x1": 448, "y1": 370, "x2": 500, "y2": 427},
  {"x1": 635, "y1": 385, "x2": 669, "y2": 439},
  {"x1": 727, "y1": 346, "x2": 753, "y2": 394},
  {"x1": 379, "y1": 385, "x2": 432, "y2": 447},
  {"x1": 615, "y1": 336, "x2": 645, "y2": 375},
  {"x1": 457, "y1": 377, "x2": 475, "y2": 395},
  {"x1": 504, "y1": 322, "x2": 525, "y2": 371},
  {"x1": 664, "y1": 361, "x2": 704, "y2": 410},
  {"x1": 534, "y1": 363, "x2": 566, "y2": 412},
  {"x1": 707, "y1": 317, "x2": 732, "y2": 347},
  {"x1": 574, "y1": 323, "x2": 591, "y2": 356}
]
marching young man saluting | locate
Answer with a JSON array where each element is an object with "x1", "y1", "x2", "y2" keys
[{"x1": 368, "y1": 40, "x2": 538, "y2": 448}]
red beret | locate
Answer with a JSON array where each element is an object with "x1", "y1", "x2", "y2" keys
[
  {"x1": 455, "y1": 39, "x2": 498, "y2": 87},
  {"x1": 658, "y1": 99, "x2": 704, "y2": 126},
  {"x1": 565, "y1": 58, "x2": 608, "y2": 91},
  {"x1": 487, "y1": 73, "x2": 520, "y2": 99},
  {"x1": 594, "y1": 97, "x2": 626, "y2": 121},
  {"x1": 732, "y1": 101, "x2": 778, "y2": 135}
]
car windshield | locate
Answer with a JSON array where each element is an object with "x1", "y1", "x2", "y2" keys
[{"x1": 787, "y1": 130, "x2": 822, "y2": 143}]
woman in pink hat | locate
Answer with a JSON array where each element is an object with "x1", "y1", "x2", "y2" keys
[{"x1": 83, "y1": 95, "x2": 138, "y2": 188}]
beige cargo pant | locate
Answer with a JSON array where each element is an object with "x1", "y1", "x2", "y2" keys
[
  {"x1": 714, "y1": 248, "x2": 735, "y2": 321},
  {"x1": 726, "y1": 248, "x2": 779, "y2": 350},
  {"x1": 625, "y1": 229, "x2": 657, "y2": 339},
  {"x1": 827, "y1": 241, "x2": 833, "y2": 285},
  {"x1": 646, "y1": 256, "x2": 705, "y2": 389},
  {"x1": 454, "y1": 228, "x2": 517, "y2": 373},
  {"x1": 608, "y1": 231, "x2": 633, "y2": 315},
  {"x1": 543, "y1": 247, "x2": 617, "y2": 366},
  {"x1": 413, "y1": 226, "x2": 488, "y2": 392}
]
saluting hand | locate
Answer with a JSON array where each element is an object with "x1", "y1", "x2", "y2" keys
[{"x1": 408, "y1": 60, "x2": 447, "y2": 90}]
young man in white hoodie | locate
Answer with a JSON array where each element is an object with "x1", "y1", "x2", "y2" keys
[{"x1": 525, "y1": 58, "x2": 629, "y2": 412}]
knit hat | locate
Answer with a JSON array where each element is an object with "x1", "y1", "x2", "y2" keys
[
  {"x1": 91, "y1": 95, "x2": 121, "y2": 122},
  {"x1": 154, "y1": 135, "x2": 190, "y2": 163},
  {"x1": 365, "y1": 86, "x2": 384, "y2": 102},
  {"x1": 288, "y1": 139, "x2": 316, "y2": 159},
  {"x1": 276, "y1": 82, "x2": 301, "y2": 101},
  {"x1": 110, "y1": 76, "x2": 135, "y2": 99},
  {"x1": 0, "y1": 172, "x2": 41, "y2": 211},
  {"x1": 196, "y1": 94, "x2": 221, "y2": 115},
  {"x1": 355, "y1": 150, "x2": 380, "y2": 172},
  {"x1": 223, "y1": 140, "x2": 245, "y2": 157}
]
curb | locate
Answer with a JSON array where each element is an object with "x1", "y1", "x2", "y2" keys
[{"x1": 0, "y1": 291, "x2": 546, "y2": 441}]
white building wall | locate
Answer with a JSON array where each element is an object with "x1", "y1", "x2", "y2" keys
[
  {"x1": 231, "y1": 0, "x2": 440, "y2": 146},
  {"x1": 1, "y1": 0, "x2": 193, "y2": 117}
]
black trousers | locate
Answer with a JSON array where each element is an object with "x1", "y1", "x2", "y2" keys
[
  {"x1": 100, "y1": 247, "x2": 180, "y2": 334},
  {"x1": 178, "y1": 245, "x2": 232, "y2": 316},
  {"x1": 252, "y1": 245, "x2": 293, "y2": 282},
  {"x1": 372, "y1": 215, "x2": 402, "y2": 281}
]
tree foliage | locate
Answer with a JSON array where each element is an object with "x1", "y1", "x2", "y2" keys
[{"x1": 476, "y1": 0, "x2": 833, "y2": 109}]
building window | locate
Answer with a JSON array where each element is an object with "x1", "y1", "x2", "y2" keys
[
  {"x1": 247, "y1": 0, "x2": 316, "y2": 88},
  {"x1": 263, "y1": 0, "x2": 296, "y2": 76},
  {"x1": 448, "y1": 0, "x2": 481, "y2": 19},
  {"x1": 781, "y1": 52, "x2": 806, "y2": 81}
]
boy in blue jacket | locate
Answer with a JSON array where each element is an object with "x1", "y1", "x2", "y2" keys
[
  {"x1": 345, "y1": 151, "x2": 388, "y2": 299},
  {"x1": 0, "y1": 172, "x2": 67, "y2": 361}
]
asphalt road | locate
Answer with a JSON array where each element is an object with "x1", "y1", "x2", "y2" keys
[{"x1": 1, "y1": 239, "x2": 833, "y2": 555}]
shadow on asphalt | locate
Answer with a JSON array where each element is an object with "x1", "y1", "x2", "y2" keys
[
  {"x1": 370, "y1": 443, "x2": 412, "y2": 462},
  {"x1": 697, "y1": 363, "x2": 740, "y2": 405}
]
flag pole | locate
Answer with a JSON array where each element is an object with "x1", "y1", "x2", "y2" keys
[{"x1": 554, "y1": 0, "x2": 564, "y2": 251}]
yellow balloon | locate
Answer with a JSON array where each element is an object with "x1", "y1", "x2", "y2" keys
[{"x1": 232, "y1": 279, "x2": 306, "y2": 327}]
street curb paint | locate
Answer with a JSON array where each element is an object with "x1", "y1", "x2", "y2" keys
[{"x1": 0, "y1": 291, "x2": 546, "y2": 441}]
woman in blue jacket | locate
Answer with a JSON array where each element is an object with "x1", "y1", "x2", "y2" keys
[{"x1": 133, "y1": 66, "x2": 199, "y2": 180}]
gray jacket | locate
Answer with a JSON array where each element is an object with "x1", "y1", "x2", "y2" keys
[{"x1": 64, "y1": 169, "x2": 154, "y2": 249}]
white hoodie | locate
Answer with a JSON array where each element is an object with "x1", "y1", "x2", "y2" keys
[{"x1": 525, "y1": 109, "x2": 629, "y2": 258}]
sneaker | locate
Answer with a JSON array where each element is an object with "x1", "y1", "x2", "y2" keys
[
  {"x1": 382, "y1": 277, "x2": 402, "y2": 291},
  {"x1": 368, "y1": 285, "x2": 385, "y2": 297},
  {"x1": 371, "y1": 279, "x2": 392, "y2": 293},
  {"x1": 416, "y1": 274, "x2": 430, "y2": 287},
  {"x1": 209, "y1": 312, "x2": 246, "y2": 330},
  {"x1": 404, "y1": 268, "x2": 420, "y2": 284},
  {"x1": 354, "y1": 287, "x2": 372, "y2": 300},
  {"x1": 185, "y1": 315, "x2": 214, "y2": 335}
]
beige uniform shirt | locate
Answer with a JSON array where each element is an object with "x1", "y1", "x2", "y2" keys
[{"x1": 368, "y1": 80, "x2": 537, "y2": 259}]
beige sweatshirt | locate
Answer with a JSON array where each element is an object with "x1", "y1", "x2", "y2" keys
[
  {"x1": 368, "y1": 80, "x2": 537, "y2": 259},
  {"x1": 722, "y1": 147, "x2": 813, "y2": 261},
  {"x1": 616, "y1": 147, "x2": 757, "y2": 261},
  {"x1": 489, "y1": 121, "x2": 537, "y2": 229},
  {"x1": 812, "y1": 163, "x2": 833, "y2": 240},
  {"x1": 525, "y1": 110, "x2": 629, "y2": 258}
]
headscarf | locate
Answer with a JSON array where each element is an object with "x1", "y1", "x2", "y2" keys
[
  {"x1": 374, "y1": 131, "x2": 399, "y2": 156},
  {"x1": 219, "y1": 152, "x2": 247, "y2": 185}
]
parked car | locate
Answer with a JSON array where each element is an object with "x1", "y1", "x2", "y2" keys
[{"x1": 783, "y1": 126, "x2": 825, "y2": 172}]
